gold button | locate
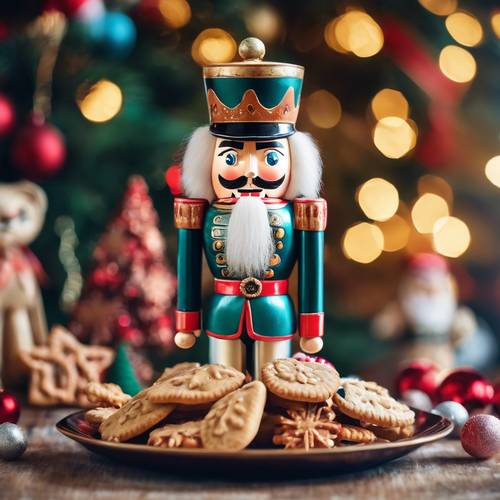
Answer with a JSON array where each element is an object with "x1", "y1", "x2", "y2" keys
[
  {"x1": 213, "y1": 240, "x2": 225, "y2": 251},
  {"x1": 276, "y1": 241, "x2": 284, "y2": 250},
  {"x1": 216, "y1": 254, "x2": 226, "y2": 265},
  {"x1": 270, "y1": 215, "x2": 281, "y2": 226},
  {"x1": 264, "y1": 269, "x2": 274, "y2": 278},
  {"x1": 221, "y1": 268, "x2": 230, "y2": 277},
  {"x1": 213, "y1": 215, "x2": 223, "y2": 224},
  {"x1": 269, "y1": 254, "x2": 281, "y2": 266},
  {"x1": 275, "y1": 228, "x2": 285, "y2": 239}
]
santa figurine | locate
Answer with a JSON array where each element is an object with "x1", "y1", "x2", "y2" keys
[
  {"x1": 172, "y1": 38, "x2": 326, "y2": 376},
  {"x1": 372, "y1": 253, "x2": 476, "y2": 370}
]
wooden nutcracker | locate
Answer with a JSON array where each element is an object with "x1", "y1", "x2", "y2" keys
[{"x1": 173, "y1": 38, "x2": 326, "y2": 376}]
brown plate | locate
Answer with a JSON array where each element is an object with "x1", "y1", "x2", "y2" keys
[{"x1": 56, "y1": 409, "x2": 452, "y2": 477}]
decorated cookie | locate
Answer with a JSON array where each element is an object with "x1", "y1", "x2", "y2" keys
[
  {"x1": 99, "y1": 390, "x2": 175, "y2": 442},
  {"x1": 85, "y1": 407, "x2": 118, "y2": 425},
  {"x1": 154, "y1": 362, "x2": 201, "y2": 385},
  {"x1": 148, "y1": 421, "x2": 202, "y2": 449},
  {"x1": 273, "y1": 404, "x2": 341, "y2": 450},
  {"x1": 85, "y1": 382, "x2": 132, "y2": 408},
  {"x1": 363, "y1": 423, "x2": 415, "y2": 441},
  {"x1": 337, "y1": 424, "x2": 376, "y2": 444},
  {"x1": 333, "y1": 379, "x2": 415, "y2": 428},
  {"x1": 201, "y1": 381, "x2": 266, "y2": 451},
  {"x1": 262, "y1": 359, "x2": 340, "y2": 403},
  {"x1": 148, "y1": 364, "x2": 245, "y2": 405}
]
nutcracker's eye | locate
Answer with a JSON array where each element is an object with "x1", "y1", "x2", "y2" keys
[
  {"x1": 265, "y1": 150, "x2": 279, "y2": 166},
  {"x1": 224, "y1": 151, "x2": 238, "y2": 166}
]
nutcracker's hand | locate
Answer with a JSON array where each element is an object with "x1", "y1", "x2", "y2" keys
[
  {"x1": 174, "y1": 330, "x2": 200, "y2": 349},
  {"x1": 300, "y1": 337, "x2": 323, "y2": 354}
]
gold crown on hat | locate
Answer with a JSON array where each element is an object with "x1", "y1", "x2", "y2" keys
[{"x1": 203, "y1": 38, "x2": 304, "y2": 139}]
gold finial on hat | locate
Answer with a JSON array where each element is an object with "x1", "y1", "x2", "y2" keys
[{"x1": 238, "y1": 37, "x2": 266, "y2": 62}]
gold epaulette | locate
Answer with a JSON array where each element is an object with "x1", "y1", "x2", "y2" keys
[
  {"x1": 174, "y1": 198, "x2": 207, "y2": 229},
  {"x1": 293, "y1": 198, "x2": 327, "y2": 231}
]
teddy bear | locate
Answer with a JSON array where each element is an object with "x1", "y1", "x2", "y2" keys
[{"x1": 0, "y1": 181, "x2": 48, "y2": 386}]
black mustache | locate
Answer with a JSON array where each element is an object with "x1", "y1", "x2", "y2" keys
[{"x1": 218, "y1": 174, "x2": 286, "y2": 190}]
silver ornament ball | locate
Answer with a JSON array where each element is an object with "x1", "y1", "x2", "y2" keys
[
  {"x1": 432, "y1": 401, "x2": 469, "y2": 437},
  {"x1": 401, "y1": 389, "x2": 433, "y2": 411},
  {"x1": 0, "y1": 423, "x2": 27, "y2": 461}
]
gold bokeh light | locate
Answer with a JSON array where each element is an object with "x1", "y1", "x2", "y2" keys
[
  {"x1": 306, "y1": 90, "x2": 342, "y2": 129},
  {"x1": 418, "y1": 0, "x2": 457, "y2": 16},
  {"x1": 159, "y1": 0, "x2": 191, "y2": 29},
  {"x1": 342, "y1": 222, "x2": 384, "y2": 264},
  {"x1": 357, "y1": 178, "x2": 399, "y2": 221},
  {"x1": 373, "y1": 116, "x2": 416, "y2": 159},
  {"x1": 78, "y1": 80, "x2": 123, "y2": 123},
  {"x1": 433, "y1": 216, "x2": 471, "y2": 258},
  {"x1": 485, "y1": 155, "x2": 500, "y2": 188},
  {"x1": 492, "y1": 12, "x2": 500, "y2": 39},
  {"x1": 439, "y1": 45, "x2": 476, "y2": 83},
  {"x1": 376, "y1": 215, "x2": 410, "y2": 252},
  {"x1": 245, "y1": 6, "x2": 282, "y2": 42},
  {"x1": 445, "y1": 11, "x2": 483, "y2": 47},
  {"x1": 334, "y1": 11, "x2": 384, "y2": 57},
  {"x1": 371, "y1": 88, "x2": 409, "y2": 120},
  {"x1": 324, "y1": 17, "x2": 348, "y2": 53},
  {"x1": 418, "y1": 174, "x2": 454, "y2": 206},
  {"x1": 192, "y1": 29, "x2": 236, "y2": 66},
  {"x1": 411, "y1": 193, "x2": 449, "y2": 234}
]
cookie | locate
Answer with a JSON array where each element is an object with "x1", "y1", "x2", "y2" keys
[
  {"x1": 99, "y1": 390, "x2": 175, "y2": 442},
  {"x1": 148, "y1": 421, "x2": 202, "y2": 449},
  {"x1": 201, "y1": 381, "x2": 266, "y2": 451},
  {"x1": 337, "y1": 424, "x2": 376, "y2": 444},
  {"x1": 272, "y1": 404, "x2": 341, "y2": 450},
  {"x1": 262, "y1": 358, "x2": 340, "y2": 403},
  {"x1": 85, "y1": 407, "x2": 117, "y2": 425},
  {"x1": 333, "y1": 379, "x2": 415, "y2": 428},
  {"x1": 148, "y1": 364, "x2": 245, "y2": 405},
  {"x1": 85, "y1": 382, "x2": 132, "y2": 408},
  {"x1": 154, "y1": 362, "x2": 201, "y2": 385},
  {"x1": 363, "y1": 423, "x2": 415, "y2": 441}
]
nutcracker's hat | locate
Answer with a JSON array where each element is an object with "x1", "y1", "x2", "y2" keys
[{"x1": 203, "y1": 38, "x2": 304, "y2": 140}]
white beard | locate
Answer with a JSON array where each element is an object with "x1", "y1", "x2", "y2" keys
[
  {"x1": 226, "y1": 196, "x2": 274, "y2": 278},
  {"x1": 400, "y1": 290, "x2": 457, "y2": 336}
]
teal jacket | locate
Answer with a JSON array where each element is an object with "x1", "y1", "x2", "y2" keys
[{"x1": 174, "y1": 197, "x2": 326, "y2": 341}]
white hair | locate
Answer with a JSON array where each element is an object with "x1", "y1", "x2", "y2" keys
[
  {"x1": 226, "y1": 196, "x2": 274, "y2": 278},
  {"x1": 181, "y1": 127, "x2": 322, "y2": 202},
  {"x1": 285, "y1": 131, "x2": 322, "y2": 199},
  {"x1": 181, "y1": 126, "x2": 216, "y2": 202}
]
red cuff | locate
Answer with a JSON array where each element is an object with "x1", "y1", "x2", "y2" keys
[
  {"x1": 299, "y1": 312, "x2": 324, "y2": 338},
  {"x1": 176, "y1": 310, "x2": 201, "y2": 332}
]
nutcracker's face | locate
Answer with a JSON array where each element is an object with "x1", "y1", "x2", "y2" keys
[{"x1": 211, "y1": 138, "x2": 291, "y2": 199}]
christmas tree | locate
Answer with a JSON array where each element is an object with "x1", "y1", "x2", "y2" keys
[{"x1": 71, "y1": 175, "x2": 176, "y2": 352}]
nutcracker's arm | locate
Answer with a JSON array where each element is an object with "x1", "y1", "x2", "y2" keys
[
  {"x1": 294, "y1": 198, "x2": 327, "y2": 353},
  {"x1": 174, "y1": 198, "x2": 207, "y2": 347}
]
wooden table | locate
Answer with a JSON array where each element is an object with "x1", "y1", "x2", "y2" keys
[{"x1": 1, "y1": 407, "x2": 498, "y2": 499}]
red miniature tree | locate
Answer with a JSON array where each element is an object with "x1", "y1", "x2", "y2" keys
[{"x1": 71, "y1": 176, "x2": 176, "y2": 355}]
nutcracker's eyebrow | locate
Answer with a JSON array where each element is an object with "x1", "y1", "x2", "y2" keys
[
  {"x1": 218, "y1": 140, "x2": 244, "y2": 149},
  {"x1": 256, "y1": 141, "x2": 284, "y2": 150}
]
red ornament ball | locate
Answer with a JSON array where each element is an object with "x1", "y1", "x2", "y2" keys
[
  {"x1": 0, "y1": 94, "x2": 15, "y2": 137},
  {"x1": 395, "y1": 360, "x2": 440, "y2": 400},
  {"x1": 164, "y1": 165, "x2": 182, "y2": 196},
  {"x1": 11, "y1": 117, "x2": 66, "y2": 180},
  {"x1": 436, "y1": 368, "x2": 494, "y2": 412},
  {"x1": 44, "y1": 0, "x2": 89, "y2": 17},
  {"x1": 492, "y1": 383, "x2": 500, "y2": 416},
  {"x1": 0, "y1": 390, "x2": 21, "y2": 424},
  {"x1": 460, "y1": 414, "x2": 500, "y2": 459}
]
